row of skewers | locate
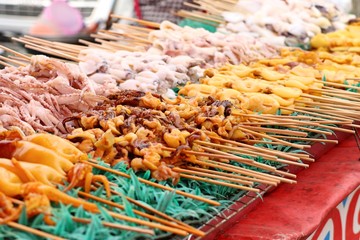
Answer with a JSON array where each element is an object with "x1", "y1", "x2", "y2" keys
[
  {"x1": 0, "y1": 13, "x2": 359, "y2": 240},
  {"x1": 177, "y1": 0, "x2": 356, "y2": 47}
]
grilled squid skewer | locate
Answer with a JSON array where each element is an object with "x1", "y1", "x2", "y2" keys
[{"x1": 0, "y1": 132, "x2": 112, "y2": 198}]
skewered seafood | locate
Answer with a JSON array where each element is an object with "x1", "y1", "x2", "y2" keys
[
  {"x1": 0, "y1": 55, "x2": 105, "y2": 135},
  {"x1": 217, "y1": 0, "x2": 355, "y2": 46},
  {"x1": 62, "y1": 90, "x2": 312, "y2": 181},
  {"x1": 0, "y1": 132, "x2": 111, "y2": 197},
  {"x1": 79, "y1": 49, "x2": 204, "y2": 98},
  {"x1": 147, "y1": 21, "x2": 279, "y2": 68},
  {"x1": 311, "y1": 23, "x2": 360, "y2": 50}
]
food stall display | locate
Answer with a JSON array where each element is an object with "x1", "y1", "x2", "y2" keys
[{"x1": 0, "y1": 4, "x2": 358, "y2": 240}]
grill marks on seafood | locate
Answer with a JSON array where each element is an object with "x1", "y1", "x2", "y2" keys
[{"x1": 0, "y1": 55, "x2": 104, "y2": 134}]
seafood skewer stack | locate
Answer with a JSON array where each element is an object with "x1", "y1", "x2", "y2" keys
[
  {"x1": 0, "y1": 8, "x2": 359, "y2": 239},
  {"x1": 178, "y1": 0, "x2": 356, "y2": 47}
]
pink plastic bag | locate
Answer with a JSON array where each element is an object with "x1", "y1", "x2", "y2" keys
[{"x1": 29, "y1": 0, "x2": 84, "y2": 36}]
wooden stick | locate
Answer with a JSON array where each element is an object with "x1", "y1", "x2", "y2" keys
[
  {"x1": 321, "y1": 93, "x2": 360, "y2": 103},
  {"x1": 206, "y1": 160, "x2": 297, "y2": 184},
  {"x1": 0, "y1": 59, "x2": 13, "y2": 67},
  {"x1": 239, "y1": 121, "x2": 319, "y2": 126},
  {"x1": 235, "y1": 126, "x2": 308, "y2": 149},
  {"x1": 174, "y1": 167, "x2": 253, "y2": 185},
  {"x1": 95, "y1": 38, "x2": 139, "y2": 52},
  {"x1": 187, "y1": 166, "x2": 282, "y2": 185},
  {"x1": 78, "y1": 192, "x2": 189, "y2": 236},
  {"x1": 111, "y1": 23, "x2": 153, "y2": 33},
  {"x1": 322, "y1": 86, "x2": 360, "y2": 94},
  {"x1": 84, "y1": 160, "x2": 220, "y2": 206},
  {"x1": 195, "y1": 140, "x2": 278, "y2": 161},
  {"x1": 295, "y1": 106, "x2": 358, "y2": 121},
  {"x1": 19, "y1": 36, "x2": 80, "y2": 56},
  {"x1": 71, "y1": 217, "x2": 154, "y2": 235},
  {"x1": 186, "y1": 158, "x2": 280, "y2": 184},
  {"x1": 0, "y1": 45, "x2": 31, "y2": 60},
  {"x1": 23, "y1": 43, "x2": 80, "y2": 62},
  {"x1": 302, "y1": 93, "x2": 360, "y2": 105},
  {"x1": 78, "y1": 39, "x2": 113, "y2": 51},
  {"x1": 179, "y1": 172, "x2": 260, "y2": 192},
  {"x1": 270, "y1": 135, "x2": 338, "y2": 143},
  {"x1": 312, "y1": 105, "x2": 360, "y2": 117},
  {"x1": 296, "y1": 99, "x2": 360, "y2": 110},
  {"x1": 289, "y1": 125, "x2": 333, "y2": 136},
  {"x1": 111, "y1": 15, "x2": 161, "y2": 28},
  {"x1": 242, "y1": 126, "x2": 308, "y2": 137},
  {"x1": 209, "y1": 136, "x2": 301, "y2": 161},
  {"x1": 0, "y1": 55, "x2": 27, "y2": 66},
  {"x1": 199, "y1": 145, "x2": 275, "y2": 170},
  {"x1": 92, "y1": 185, "x2": 204, "y2": 237},
  {"x1": 315, "y1": 80, "x2": 360, "y2": 90},
  {"x1": 280, "y1": 106, "x2": 353, "y2": 121},
  {"x1": 197, "y1": 145, "x2": 306, "y2": 170},
  {"x1": 176, "y1": 10, "x2": 224, "y2": 24},
  {"x1": 234, "y1": 112, "x2": 347, "y2": 126},
  {"x1": 186, "y1": 166, "x2": 255, "y2": 183},
  {"x1": 107, "y1": 211, "x2": 188, "y2": 236},
  {"x1": 161, "y1": 146, "x2": 253, "y2": 163},
  {"x1": 7, "y1": 222, "x2": 66, "y2": 240}
]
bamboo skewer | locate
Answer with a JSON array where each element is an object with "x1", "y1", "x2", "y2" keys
[
  {"x1": 173, "y1": 167, "x2": 253, "y2": 185},
  {"x1": 198, "y1": 144, "x2": 309, "y2": 168},
  {"x1": 0, "y1": 59, "x2": 13, "y2": 67},
  {"x1": 269, "y1": 135, "x2": 338, "y2": 143},
  {"x1": 94, "y1": 38, "x2": 139, "y2": 52},
  {"x1": 179, "y1": 172, "x2": 260, "y2": 192},
  {"x1": 84, "y1": 160, "x2": 220, "y2": 206},
  {"x1": 7, "y1": 222, "x2": 66, "y2": 240},
  {"x1": 190, "y1": 157, "x2": 285, "y2": 183},
  {"x1": 0, "y1": 55, "x2": 27, "y2": 67},
  {"x1": 235, "y1": 126, "x2": 309, "y2": 149},
  {"x1": 296, "y1": 99, "x2": 360, "y2": 110},
  {"x1": 12, "y1": 37, "x2": 80, "y2": 60},
  {"x1": 78, "y1": 192, "x2": 189, "y2": 236},
  {"x1": 111, "y1": 15, "x2": 161, "y2": 28},
  {"x1": 186, "y1": 159, "x2": 280, "y2": 184},
  {"x1": 242, "y1": 126, "x2": 309, "y2": 137},
  {"x1": 71, "y1": 217, "x2": 154, "y2": 235},
  {"x1": 78, "y1": 39, "x2": 113, "y2": 51},
  {"x1": 107, "y1": 211, "x2": 188, "y2": 236},
  {"x1": 280, "y1": 106, "x2": 353, "y2": 121},
  {"x1": 315, "y1": 80, "x2": 360, "y2": 90},
  {"x1": 161, "y1": 146, "x2": 253, "y2": 163},
  {"x1": 295, "y1": 106, "x2": 358, "y2": 121},
  {"x1": 198, "y1": 145, "x2": 282, "y2": 170},
  {"x1": 207, "y1": 160, "x2": 297, "y2": 184},
  {"x1": 112, "y1": 23, "x2": 153, "y2": 33},
  {"x1": 323, "y1": 86, "x2": 360, "y2": 95},
  {"x1": 301, "y1": 92, "x2": 360, "y2": 105},
  {"x1": 312, "y1": 90, "x2": 360, "y2": 102},
  {"x1": 0, "y1": 45, "x2": 31, "y2": 60},
  {"x1": 187, "y1": 166, "x2": 278, "y2": 185},
  {"x1": 209, "y1": 136, "x2": 302, "y2": 161},
  {"x1": 234, "y1": 112, "x2": 353, "y2": 126},
  {"x1": 91, "y1": 184, "x2": 205, "y2": 237},
  {"x1": 195, "y1": 140, "x2": 278, "y2": 161}
]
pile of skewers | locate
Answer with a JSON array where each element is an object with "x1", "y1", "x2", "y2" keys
[{"x1": 0, "y1": 12, "x2": 358, "y2": 240}]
